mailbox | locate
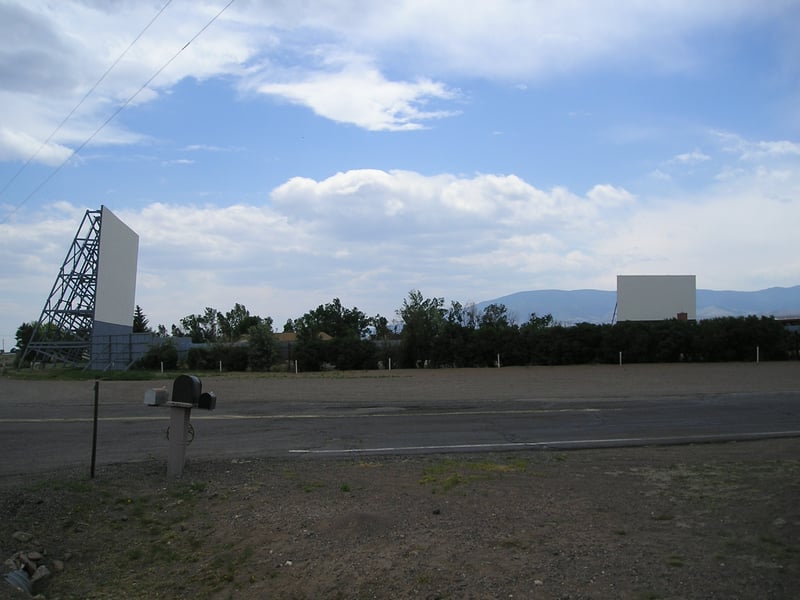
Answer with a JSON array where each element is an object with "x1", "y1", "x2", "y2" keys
[
  {"x1": 144, "y1": 387, "x2": 169, "y2": 406},
  {"x1": 172, "y1": 374, "x2": 202, "y2": 406},
  {"x1": 143, "y1": 374, "x2": 218, "y2": 478},
  {"x1": 198, "y1": 391, "x2": 216, "y2": 411}
]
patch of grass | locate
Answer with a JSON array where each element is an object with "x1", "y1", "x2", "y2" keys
[
  {"x1": 441, "y1": 473, "x2": 464, "y2": 492},
  {"x1": 127, "y1": 547, "x2": 143, "y2": 561},
  {"x1": 665, "y1": 554, "x2": 684, "y2": 567},
  {"x1": 499, "y1": 538, "x2": 529, "y2": 550},
  {"x1": 340, "y1": 483, "x2": 351, "y2": 492},
  {"x1": 31, "y1": 478, "x2": 93, "y2": 494},
  {"x1": 171, "y1": 481, "x2": 207, "y2": 500},
  {"x1": 758, "y1": 535, "x2": 800, "y2": 560},
  {"x1": 7, "y1": 368, "x2": 166, "y2": 381},
  {"x1": 303, "y1": 482, "x2": 326, "y2": 493},
  {"x1": 420, "y1": 457, "x2": 527, "y2": 493},
  {"x1": 651, "y1": 512, "x2": 675, "y2": 521}
]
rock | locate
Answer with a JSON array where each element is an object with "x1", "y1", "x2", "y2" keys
[
  {"x1": 27, "y1": 551, "x2": 43, "y2": 561},
  {"x1": 19, "y1": 554, "x2": 38, "y2": 573},
  {"x1": 12, "y1": 532, "x2": 33, "y2": 543},
  {"x1": 31, "y1": 564, "x2": 51, "y2": 585},
  {"x1": 52, "y1": 559, "x2": 64, "y2": 572}
]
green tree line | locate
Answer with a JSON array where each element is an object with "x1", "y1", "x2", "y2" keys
[{"x1": 14, "y1": 291, "x2": 797, "y2": 372}]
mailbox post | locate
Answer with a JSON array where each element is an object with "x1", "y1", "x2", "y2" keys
[
  {"x1": 145, "y1": 374, "x2": 216, "y2": 478},
  {"x1": 167, "y1": 400, "x2": 193, "y2": 478}
]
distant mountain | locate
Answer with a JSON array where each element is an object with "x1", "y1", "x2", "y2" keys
[{"x1": 476, "y1": 285, "x2": 800, "y2": 325}]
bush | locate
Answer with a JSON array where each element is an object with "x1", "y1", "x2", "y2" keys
[
  {"x1": 187, "y1": 345, "x2": 249, "y2": 371},
  {"x1": 133, "y1": 342, "x2": 178, "y2": 370}
]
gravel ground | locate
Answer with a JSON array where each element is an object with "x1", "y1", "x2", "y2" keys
[
  {"x1": 1, "y1": 439, "x2": 798, "y2": 599},
  {"x1": 1, "y1": 363, "x2": 799, "y2": 599}
]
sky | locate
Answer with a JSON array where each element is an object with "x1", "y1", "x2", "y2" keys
[{"x1": 1, "y1": 0, "x2": 799, "y2": 344}]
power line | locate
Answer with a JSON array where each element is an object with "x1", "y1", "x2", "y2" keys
[
  {"x1": 0, "y1": 0, "x2": 236, "y2": 225},
  {"x1": 0, "y1": 0, "x2": 173, "y2": 201}
]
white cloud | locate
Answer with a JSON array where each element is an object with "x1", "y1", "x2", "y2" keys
[
  {"x1": 669, "y1": 149, "x2": 711, "y2": 165},
  {"x1": 1, "y1": 0, "x2": 795, "y2": 163},
  {"x1": 714, "y1": 130, "x2": 800, "y2": 161},
  {"x1": 2, "y1": 156, "x2": 799, "y2": 339},
  {"x1": 0, "y1": 127, "x2": 73, "y2": 166},
  {"x1": 257, "y1": 59, "x2": 458, "y2": 131}
]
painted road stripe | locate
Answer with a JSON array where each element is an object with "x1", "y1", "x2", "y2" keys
[
  {"x1": 288, "y1": 430, "x2": 800, "y2": 454},
  {"x1": 0, "y1": 406, "x2": 614, "y2": 424}
]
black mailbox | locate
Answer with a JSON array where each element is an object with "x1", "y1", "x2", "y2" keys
[
  {"x1": 198, "y1": 391, "x2": 216, "y2": 411},
  {"x1": 172, "y1": 374, "x2": 202, "y2": 405}
]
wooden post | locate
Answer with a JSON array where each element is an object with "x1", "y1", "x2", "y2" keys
[{"x1": 167, "y1": 402, "x2": 192, "y2": 478}]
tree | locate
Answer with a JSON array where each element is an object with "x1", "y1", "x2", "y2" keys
[
  {"x1": 133, "y1": 305, "x2": 150, "y2": 333},
  {"x1": 292, "y1": 298, "x2": 375, "y2": 370},
  {"x1": 519, "y1": 313, "x2": 555, "y2": 365},
  {"x1": 133, "y1": 340, "x2": 178, "y2": 370},
  {"x1": 431, "y1": 301, "x2": 476, "y2": 367},
  {"x1": 248, "y1": 318, "x2": 278, "y2": 371},
  {"x1": 294, "y1": 298, "x2": 372, "y2": 340},
  {"x1": 180, "y1": 307, "x2": 220, "y2": 343},
  {"x1": 398, "y1": 290, "x2": 445, "y2": 367},
  {"x1": 475, "y1": 304, "x2": 521, "y2": 366},
  {"x1": 15, "y1": 321, "x2": 37, "y2": 352},
  {"x1": 218, "y1": 303, "x2": 261, "y2": 342}
]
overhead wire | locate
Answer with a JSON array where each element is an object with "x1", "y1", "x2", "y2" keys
[
  {"x1": 0, "y1": 0, "x2": 173, "y2": 202},
  {"x1": 0, "y1": 0, "x2": 236, "y2": 225}
]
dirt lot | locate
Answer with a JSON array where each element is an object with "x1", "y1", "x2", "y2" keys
[{"x1": 1, "y1": 364, "x2": 799, "y2": 599}]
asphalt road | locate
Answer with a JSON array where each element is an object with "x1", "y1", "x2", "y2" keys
[{"x1": 1, "y1": 363, "x2": 799, "y2": 478}]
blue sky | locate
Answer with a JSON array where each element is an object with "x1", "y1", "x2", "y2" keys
[{"x1": 1, "y1": 0, "x2": 799, "y2": 344}]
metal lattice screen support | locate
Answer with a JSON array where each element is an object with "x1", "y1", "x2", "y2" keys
[{"x1": 22, "y1": 209, "x2": 102, "y2": 366}]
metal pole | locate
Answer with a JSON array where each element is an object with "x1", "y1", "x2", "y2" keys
[{"x1": 90, "y1": 380, "x2": 99, "y2": 479}]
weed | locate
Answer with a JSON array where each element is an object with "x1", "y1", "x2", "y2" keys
[
  {"x1": 419, "y1": 457, "x2": 526, "y2": 493},
  {"x1": 127, "y1": 547, "x2": 143, "y2": 561},
  {"x1": 340, "y1": 483, "x2": 351, "y2": 492},
  {"x1": 665, "y1": 554, "x2": 684, "y2": 567},
  {"x1": 499, "y1": 538, "x2": 528, "y2": 550},
  {"x1": 441, "y1": 473, "x2": 464, "y2": 492}
]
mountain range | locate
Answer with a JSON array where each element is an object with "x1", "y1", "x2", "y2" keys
[{"x1": 476, "y1": 285, "x2": 800, "y2": 325}]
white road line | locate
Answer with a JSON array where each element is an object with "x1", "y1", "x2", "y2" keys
[
  {"x1": 0, "y1": 406, "x2": 613, "y2": 424},
  {"x1": 288, "y1": 430, "x2": 800, "y2": 454}
]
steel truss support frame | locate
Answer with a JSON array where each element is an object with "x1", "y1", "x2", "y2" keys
[{"x1": 22, "y1": 209, "x2": 102, "y2": 366}]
